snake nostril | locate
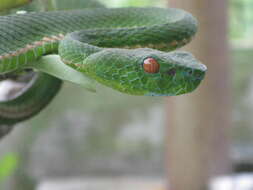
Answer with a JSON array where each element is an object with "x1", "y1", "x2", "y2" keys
[{"x1": 166, "y1": 68, "x2": 176, "y2": 76}]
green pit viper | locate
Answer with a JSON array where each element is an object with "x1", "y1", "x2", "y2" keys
[{"x1": 0, "y1": 7, "x2": 207, "y2": 125}]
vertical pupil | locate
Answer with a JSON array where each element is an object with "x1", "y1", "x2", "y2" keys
[{"x1": 143, "y1": 57, "x2": 160, "y2": 73}]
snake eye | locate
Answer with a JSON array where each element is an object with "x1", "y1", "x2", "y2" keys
[{"x1": 143, "y1": 57, "x2": 160, "y2": 73}]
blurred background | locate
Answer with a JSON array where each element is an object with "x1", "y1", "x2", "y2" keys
[{"x1": 0, "y1": 0, "x2": 252, "y2": 190}]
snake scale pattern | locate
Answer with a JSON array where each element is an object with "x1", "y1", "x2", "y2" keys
[{"x1": 0, "y1": 7, "x2": 206, "y2": 124}]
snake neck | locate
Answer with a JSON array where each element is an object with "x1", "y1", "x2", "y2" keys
[{"x1": 59, "y1": 32, "x2": 102, "y2": 68}]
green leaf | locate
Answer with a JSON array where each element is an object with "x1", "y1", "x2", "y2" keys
[
  {"x1": 0, "y1": 153, "x2": 18, "y2": 181},
  {"x1": 0, "y1": 0, "x2": 32, "y2": 11},
  {"x1": 27, "y1": 55, "x2": 96, "y2": 92}
]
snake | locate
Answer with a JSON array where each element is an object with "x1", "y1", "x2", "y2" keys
[{"x1": 0, "y1": 7, "x2": 207, "y2": 125}]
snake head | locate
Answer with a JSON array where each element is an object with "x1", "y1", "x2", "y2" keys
[{"x1": 81, "y1": 48, "x2": 207, "y2": 96}]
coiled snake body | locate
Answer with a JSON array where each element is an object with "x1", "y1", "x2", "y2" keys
[{"x1": 0, "y1": 7, "x2": 206, "y2": 124}]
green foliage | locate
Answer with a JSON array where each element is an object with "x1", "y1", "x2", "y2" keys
[
  {"x1": 52, "y1": 0, "x2": 104, "y2": 10},
  {"x1": 101, "y1": 0, "x2": 165, "y2": 7},
  {"x1": 230, "y1": 0, "x2": 253, "y2": 40},
  {"x1": 11, "y1": 0, "x2": 104, "y2": 12},
  {"x1": 0, "y1": 153, "x2": 18, "y2": 182},
  {"x1": 114, "y1": 0, "x2": 159, "y2": 7},
  {"x1": 0, "y1": 0, "x2": 32, "y2": 11}
]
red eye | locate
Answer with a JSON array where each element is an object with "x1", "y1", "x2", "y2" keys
[{"x1": 143, "y1": 57, "x2": 160, "y2": 73}]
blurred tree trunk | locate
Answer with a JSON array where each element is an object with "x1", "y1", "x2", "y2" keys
[{"x1": 166, "y1": 0, "x2": 231, "y2": 190}]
